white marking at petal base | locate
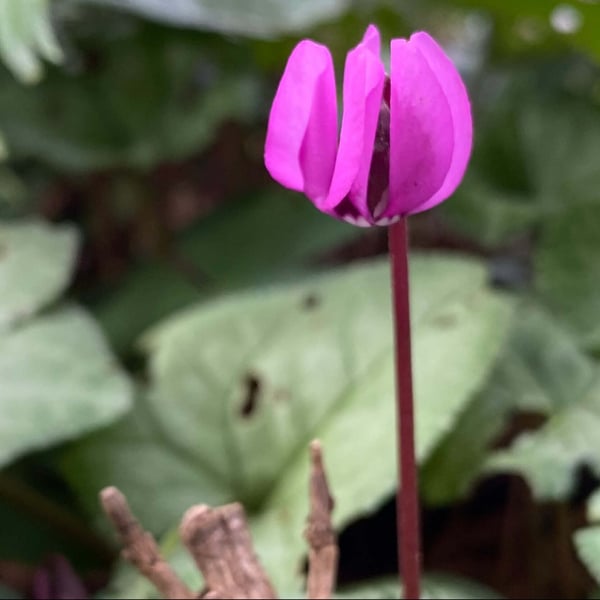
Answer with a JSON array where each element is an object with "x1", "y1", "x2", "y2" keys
[
  {"x1": 342, "y1": 215, "x2": 371, "y2": 227},
  {"x1": 373, "y1": 190, "x2": 389, "y2": 220},
  {"x1": 375, "y1": 215, "x2": 401, "y2": 227}
]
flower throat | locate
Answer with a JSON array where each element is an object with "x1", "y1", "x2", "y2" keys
[{"x1": 336, "y1": 77, "x2": 391, "y2": 224}]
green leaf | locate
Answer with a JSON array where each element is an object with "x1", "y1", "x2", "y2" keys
[
  {"x1": 422, "y1": 303, "x2": 595, "y2": 505},
  {"x1": 519, "y1": 102, "x2": 600, "y2": 209},
  {"x1": 441, "y1": 173, "x2": 536, "y2": 247},
  {"x1": 0, "y1": 306, "x2": 133, "y2": 467},
  {"x1": 0, "y1": 25, "x2": 262, "y2": 171},
  {"x1": 93, "y1": 191, "x2": 361, "y2": 353},
  {"x1": 0, "y1": 0, "x2": 62, "y2": 83},
  {"x1": 94, "y1": 261, "x2": 203, "y2": 357},
  {"x1": 587, "y1": 488, "x2": 600, "y2": 523},
  {"x1": 535, "y1": 202, "x2": 600, "y2": 350},
  {"x1": 63, "y1": 394, "x2": 232, "y2": 534},
  {"x1": 441, "y1": 91, "x2": 600, "y2": 249},
  {"x1": 0, "y1": 220, "x2": 78, "y2": 330},
  {"x1": 0, "y1": 130, "x2": 7, "y2": 161},
  {"x1": 0, "y1": 166, "x2": 29, "y2": 213},
  {"x1": 575, "y1": 526, "x2": 600, "y2": 587},
  {"x1": 420, "y1": 574, "x2": 503, "y2": 600},
  {"x1": 77, "y1": 0, "x2": 353, "y2": 37},
  {"x1": 574, "y1": 488, "x2": 600, "y2": 588},
  {"x1": 336, "y1": 579, "x2": 400, "y2": 600},
  {"x1": 438, "y1": 77, "x2": 538, "y2": 248},
  {"x1": 64, "y1": 255, "x2": 513, "y2": 594},
  {"x1": 336, "y1": 574, "x2": 502, "y2": 599},
  {"x1": 485, "y1": 372, "x2": 600, "y2": 500}
]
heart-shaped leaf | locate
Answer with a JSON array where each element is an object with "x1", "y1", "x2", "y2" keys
[
  {"x1": 0, "y1": 306, "x2": 133, "y2": 467},
  {"x1": 64, "y1": 255, "x2": 513, "y2": 593}
]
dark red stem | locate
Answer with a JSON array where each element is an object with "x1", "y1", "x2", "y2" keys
[{"x1": 388, "y1": 218, "x2": 421, "y2": 599}]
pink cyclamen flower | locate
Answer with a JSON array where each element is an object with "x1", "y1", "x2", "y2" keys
[{"x1": 264, "y1": 25, "x2": 472, "y2": 226}]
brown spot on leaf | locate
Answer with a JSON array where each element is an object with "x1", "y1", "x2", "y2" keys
[
  {"x1": 274, "y1": 389, "x2": 290, "y2": 402},
  {"x1": 432, "y1": 313, "x2": 457, "y2": 328},
  {"x1": 302, "y1": 293, "x2": 320, "y2": 310},
  {"x1": 240, "y1": 374, "x2": 261, "y2": 418}
]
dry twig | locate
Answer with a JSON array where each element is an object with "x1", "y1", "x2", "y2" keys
[
  {"x1": 100, "y1": 487, "x2": 194, "y2": 600},
  {"x1": 305, "y1": 440, "x2": 338, "y2": 600},
  {"x1": 100, "y1": 440, "x2": 338, "y2": 600},
  {"x1": 180, "y1": 502, "x2": 277, "y2": 599}
]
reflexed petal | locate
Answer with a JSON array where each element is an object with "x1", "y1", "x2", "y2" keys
[
  {"x1": 325, "y1": 37, "x2": 385, "y2": 220},
  {"x1": 264, "y1": 40, "x2": 338, "y2": 204},
  {"x1": 407, "y1": 32, "x2": 472, "y2": 213},
  {"x1": 386, "y1": 37, "x2": 455, "y2": 217}
]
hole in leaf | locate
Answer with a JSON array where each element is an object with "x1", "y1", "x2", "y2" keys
[{"x1": 240, "y1": 373, "x2": 261, "y2": 418}]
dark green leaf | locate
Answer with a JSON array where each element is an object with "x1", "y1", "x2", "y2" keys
[
  {"x1": 77, "y1": 0, "x2": 353, "y2": 38},
  {"x1": 536, "y1": 202, "x2": 600, "y2": 350},
  {"x1": 0, "y1": 25, "x2": 262, "y2": 171},
  {"x1": 93, "y1": 191, "x2": 361, "y2": 353}
]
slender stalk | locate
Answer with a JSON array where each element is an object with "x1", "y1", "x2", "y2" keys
[{"x1": 388, "y1": 218, "x2": 421, "y2": 599}]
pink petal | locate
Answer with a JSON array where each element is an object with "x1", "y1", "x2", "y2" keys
[
  {"x1": 324, "y1": 35, "x2": 385, "y2": 219},
  {"x1": 264, "y1": 41, "x2": 338, "y2": 205},
  {"x1": 362, "y1": 24, "x2": 381, "y2": 56},
  {"x1": 406, "y1": 32, "x2": 472, "y2": 213},
  {"x1": 386, "y1": 36, "x2": 455, "y2": 217}
]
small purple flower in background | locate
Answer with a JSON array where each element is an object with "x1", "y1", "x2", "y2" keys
[
  {"x1": 32, "y1": 555, "x2": 88, "y2": 600},
  {"x1": 264, "y1": 25, "x2": 472, "y2": 226}
]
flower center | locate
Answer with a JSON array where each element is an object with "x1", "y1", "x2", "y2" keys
[
  {"x1": 335, "y1": 78, "x2": 392, "y2": 226},
  {"x1": 366, "y1": 81, "x2": 390, "y2": 220}
]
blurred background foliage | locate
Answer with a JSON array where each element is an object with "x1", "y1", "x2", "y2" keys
[{"x1": 1, "y1": 0, "x2": 600, "y2": 598}]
